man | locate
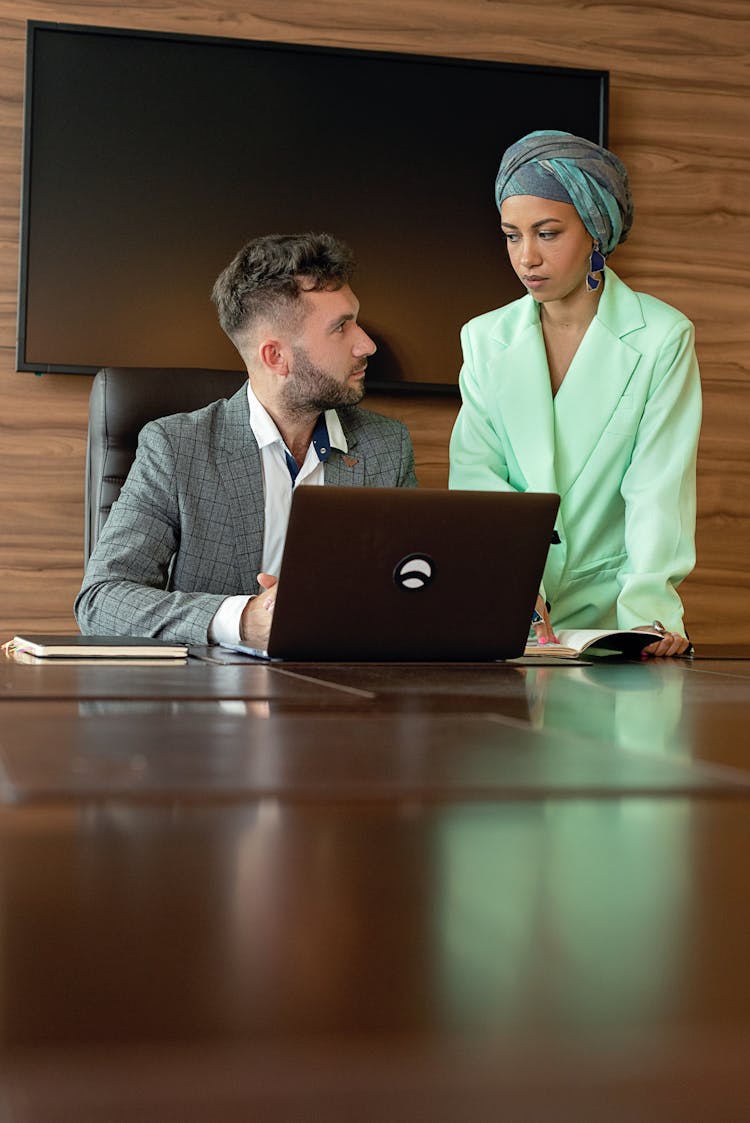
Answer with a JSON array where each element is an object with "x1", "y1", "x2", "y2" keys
[{"x1": 75, "y1": 232, "x2": 417, "y2": 646}]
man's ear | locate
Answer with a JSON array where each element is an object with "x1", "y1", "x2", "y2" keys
[{"x1": 258, "y1": 338, "x2": 289, "y2": 377}]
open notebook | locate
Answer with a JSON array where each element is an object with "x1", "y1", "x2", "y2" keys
[
  {"x1": 223, "y1": 486, "x2": 560, "y2": 662},
  {"x1": 524, "y1": 627, "x2": 664, "y2": 660}
]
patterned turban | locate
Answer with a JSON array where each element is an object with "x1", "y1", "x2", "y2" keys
[{"x1": 495, "y1": 130, "x2": 634, "y2": 255}]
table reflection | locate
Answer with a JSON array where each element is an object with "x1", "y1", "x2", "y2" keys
[
  {"x1": 435, "y1": 799, "x2": 691, "y2": 1030},
  {"x1": 0, "y1": 798, "x2": 721, "y2": 1045},
  {"x1": 522, "y1": 660, "x2": 686, "y2": 754}
]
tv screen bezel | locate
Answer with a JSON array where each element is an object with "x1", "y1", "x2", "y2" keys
[{"x1": 17, "y1": 20, "x2": 609, "y2": 392}]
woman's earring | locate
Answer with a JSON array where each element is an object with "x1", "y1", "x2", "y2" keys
[{"x1": 586, "y1": 245, "x2": 606, "y2": 292}]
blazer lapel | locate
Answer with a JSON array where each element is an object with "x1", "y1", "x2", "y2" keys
[
  {"x1": 552, "y1": 271, "x2": 644, "y2": 494},
  {"x1": 493, "y1": 301, "x2": 558, "y2": 494}
]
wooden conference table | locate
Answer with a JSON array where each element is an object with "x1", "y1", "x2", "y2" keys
[{"x1": 1, "y1": 646, "x2": 750, "y2": 1120}]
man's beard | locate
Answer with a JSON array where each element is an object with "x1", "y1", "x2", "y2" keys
[{"x1": 281, "y1": 346, "x2": 366, "y2": 418}]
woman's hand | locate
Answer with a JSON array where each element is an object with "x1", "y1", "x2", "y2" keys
[
  {"x1": 633, "y1": 623, "x2": 690, "y2": 658},
  {"x1": 531, "y1": 596, "x2": 558, "y2": 645}
]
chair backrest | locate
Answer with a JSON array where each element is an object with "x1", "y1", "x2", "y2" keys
[{"x1": 85, "y1": 366, "x2": 247, "y2": 562}]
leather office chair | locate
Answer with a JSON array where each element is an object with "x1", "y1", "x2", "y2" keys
[{"x1": 85, "y1": 366, "x2": 247, "y2": 562}]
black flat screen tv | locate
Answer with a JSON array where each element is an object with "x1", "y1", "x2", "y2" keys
[{"x1": 18, "y1": 21, "x2": 608, "y2": 391}]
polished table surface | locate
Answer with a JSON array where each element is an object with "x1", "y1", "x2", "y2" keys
[{"x1": 1, "y1": 649, "x2": 750, "y2": 1120}]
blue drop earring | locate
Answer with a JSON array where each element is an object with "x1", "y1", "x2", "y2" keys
[{"x1": 586, "y1": 245, "x2": 606, "y2": 292}]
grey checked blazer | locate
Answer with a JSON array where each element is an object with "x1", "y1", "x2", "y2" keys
[{"x1": 75, "y1": 385, "x2": 417, "y2": 643}]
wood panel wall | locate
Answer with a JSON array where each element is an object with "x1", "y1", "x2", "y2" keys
[{"x1": 0, "y1": 0, "x2": 748, "y2": 641}]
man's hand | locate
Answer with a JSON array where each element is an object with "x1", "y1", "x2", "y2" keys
[{"x1": 239, "y1": 573, "x2": 278, "y2": 649}]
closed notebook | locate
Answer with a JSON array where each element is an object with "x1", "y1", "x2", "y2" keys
[{"x1": 10, "y1": 634, "x2": 188, "y2": 659}]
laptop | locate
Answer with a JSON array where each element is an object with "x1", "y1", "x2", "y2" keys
[{"x1": 223, "y1": 486, "x2": 560, "y2": 662}]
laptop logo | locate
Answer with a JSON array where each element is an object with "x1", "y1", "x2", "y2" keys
[{"x1": 393, "y1": 553, "x2": 435, "y2": 590}]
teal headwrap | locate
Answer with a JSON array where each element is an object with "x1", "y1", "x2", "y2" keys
[{"x1": 495, "y1": 130, "x2": 634, "y2": 255}]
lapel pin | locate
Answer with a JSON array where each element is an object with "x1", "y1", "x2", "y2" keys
[{"x1": 342, "y1": 455, "x2": 359, "y2": 468}]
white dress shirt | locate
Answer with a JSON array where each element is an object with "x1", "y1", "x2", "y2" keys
[{"x1": 208, "y1": 382, "x2": 348, "y2": 645}]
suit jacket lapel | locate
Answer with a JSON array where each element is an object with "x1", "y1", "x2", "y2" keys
[
  {"x1": 323, "y1": 424, "x2": 366, "y2": 486},
  {"x1": 217, "y1": 386, "x2": 266, "y2": 582}
]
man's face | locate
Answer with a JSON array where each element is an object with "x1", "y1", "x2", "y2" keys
[{"x1": 282, "y1": 284, "x2": 376, "y2": 416}]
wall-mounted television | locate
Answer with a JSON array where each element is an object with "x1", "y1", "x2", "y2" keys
[{"x1": 17, "y1": 21, "x2": 607, "y2": 391}]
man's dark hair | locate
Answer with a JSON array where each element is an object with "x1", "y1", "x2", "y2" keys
[{"x1": 211, "y1": 231, "x2": 356, "y2": 342}]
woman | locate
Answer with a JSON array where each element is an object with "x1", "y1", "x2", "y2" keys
[{"x1": 449, "y1": 131, "x2": 701, "y2": 657}]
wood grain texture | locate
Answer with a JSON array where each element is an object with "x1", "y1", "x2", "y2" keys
[{"x1": 0, "y1": 0, "x2": 748, "y2": 641}]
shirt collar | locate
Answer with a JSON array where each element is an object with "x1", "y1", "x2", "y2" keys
[{"x1": 246, "y1": 381, "x2": 348, "y2": 457}]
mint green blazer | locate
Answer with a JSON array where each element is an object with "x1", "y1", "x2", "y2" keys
[{"x1": 449, "y1": 269, "x2": 702, "y2": 634}]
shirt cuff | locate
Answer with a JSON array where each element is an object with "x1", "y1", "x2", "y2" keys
[{"x1": 208, "y1": 595, "x2": 253, "y2": 646}]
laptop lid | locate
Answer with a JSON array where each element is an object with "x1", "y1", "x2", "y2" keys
[{"x1": 258, "y1": 486, "x2": 559, "y2": 662}]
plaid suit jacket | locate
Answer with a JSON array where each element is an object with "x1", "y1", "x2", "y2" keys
[{"x1": 75, "y1": 385, "x2": 417, "y2": 642}]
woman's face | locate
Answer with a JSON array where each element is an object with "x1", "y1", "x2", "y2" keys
[{"x1": 499, "y1": 195, "x2": 595, "y2": 303}]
